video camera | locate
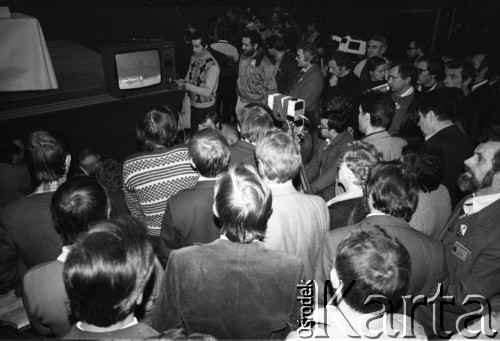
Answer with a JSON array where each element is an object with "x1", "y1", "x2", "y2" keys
[
  {"x1": 268, "y1": 94, "x2": 305, "y2": 123},
  {"x1": 331, "y1": 35, "x2": 366, "y2": 56}
]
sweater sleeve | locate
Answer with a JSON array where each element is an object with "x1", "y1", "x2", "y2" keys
[{"x1": 185, "y1": 61, "x2": 220, "y2": 98}]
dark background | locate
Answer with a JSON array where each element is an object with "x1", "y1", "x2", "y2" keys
[{"x1": 0, "y1": 0, "x2": 498, "y2": 169}]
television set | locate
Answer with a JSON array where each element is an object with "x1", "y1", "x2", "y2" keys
[{"x1": 101, "y1": 40, "x2": 176, "y2": 98}]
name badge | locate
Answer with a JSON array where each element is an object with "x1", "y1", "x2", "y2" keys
[{"x1": 452, "y1": 241, "x2": 471, "y2": 262}]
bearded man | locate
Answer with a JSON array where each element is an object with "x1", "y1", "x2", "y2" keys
[
  {"x1": 418, "y1": 140, "x2": 500, "y2": 337},
  {"x1": 235, "y1": 30, "x2": 277, "y2": 121}
]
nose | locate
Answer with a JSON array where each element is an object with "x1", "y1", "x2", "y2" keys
[{"x1": 464, "y1": 156, "x2": 473, "y2": 168}]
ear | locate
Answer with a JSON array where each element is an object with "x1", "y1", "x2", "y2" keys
[
  {"x1": 257, "y1": 159, "x2": 265, "y2": 176},
  {"x1": 330, "y1": 266, "x2": 341, "y2": 289},
  {"x1": 464, "y1": 76, "x2": 473, "y2": 87},
  {"x1": 428, "y1": 110, "x2": 436, "y2": 122},
  {"x1": 65, "y1": 154, "x2": 71, "y2": 174}
]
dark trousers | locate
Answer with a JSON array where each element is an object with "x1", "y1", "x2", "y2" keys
[
  {"x1": 191, "y1": 104, "x2": 215, "y2": 134},
  {"x1": 216, "y1": 76, "x2": 237, "y2": 125}
]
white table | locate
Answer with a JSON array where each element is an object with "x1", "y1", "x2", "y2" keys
[{"x1": 0, "y1": 13, "x2": 58, "y2": 91}]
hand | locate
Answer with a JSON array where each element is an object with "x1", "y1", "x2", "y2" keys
[
  {"x1": 329, "y1": 75, "x2": 338, "y2": 87},
  {"x1": 175, "y1": 79, "x2": 187, "y2": 90}
]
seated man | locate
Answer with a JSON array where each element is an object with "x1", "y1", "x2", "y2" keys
[
  {"x1": 160, "y1": 129, "x2": 230, "y2": 265},
  {"x1": 153, "y1": 163, "x2": 303, "y2": 339},
  {"x1": 314, "y1": 161, "x2": 448, "y2": 308},
  {"x1": 307, "y1": 110, "x2": 354, "y2": 201},
  {"x1": 229, "y1": 103, "x2": 275, "y2": 170},
  {"x1": 256, "y1": 130, "x2": 329, "y2": 279},
  {"x1": 0, "y1": 130, "x2": 70, "y2": 293},
  {"x1": 289, "y1": 225, "x2": 426, "y2": 339},
  {"x1": 358, "y1": 92, "x2": 407, "y2": 161},
  {"x1": 23, "y1": 175, "x2": 110, "y2": 337},
  {"x1": 63, "y1": 217, "x2": 159, "y2": 339}
]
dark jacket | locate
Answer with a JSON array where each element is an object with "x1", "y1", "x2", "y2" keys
[{"x1": 275, "y1": 51, "x2": 299, "y2": 95}]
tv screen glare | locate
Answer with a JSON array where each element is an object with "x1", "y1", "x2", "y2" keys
[{"x1": 115, "y1": 50, "x2": 161, "y2": 90}]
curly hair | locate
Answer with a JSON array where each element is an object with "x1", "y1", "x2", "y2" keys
[{"x1": 343, "y1": 141, "x2": 382, "y2": 187}]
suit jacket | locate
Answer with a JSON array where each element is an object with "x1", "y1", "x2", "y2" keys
[
  {"x1": 152, "y1": 239, "x2": 304, "y2": 339},
  {"x1": 314, "y1": 215, "x2": 448, "y2": 307},
  {"x1": 0, "y1": 192, "x2": 62, "y2": 293},
  {"x1": 22, "y1": 260, "x2": 70, "y2": 337},
  {"x1": 275, "y1": 51, "x2": 299, "y2": 95},
  {"x1": 289, "y1": 64, "x2": 324, "y2": 124},
  {"x1": 159, "y1": 180, "x2": 220, "y2": 265},
  {"x1": 430, "y1": 196, "x2": 500, "y2": 333},
  {"x1": 426, "y1": 124, "x2": 473, "y2": 208},
  {"x1": 263, "y1": 182, "x2": 329, "y2": 280},
  {"x1": 0, "y1": 162, "x2": 32, "y2": 206},
  {"x1": 307, "y1": 131, "x2": 354, "y2": 201},
  {"x1": 228, "y1": 140, "x2": 257, "y2": 169}
]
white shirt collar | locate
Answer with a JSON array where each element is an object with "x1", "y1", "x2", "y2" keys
[
  {"x1": 396, "y1": 86, "x2": 414, "y2": 98},
  {"x1": 472, "y1": 79, "x2": 489, "y2": 92},
  {"x1": 76, "y1": 318, "x2": 138, "y2": 332},
  {"x1": 327, "y1": 189, "x2": 364, "y2": 206},
  {"x1": 463, "y1": 193, "x2": 500, "y2": 216},
  {"x1": 57, "y1": 246, "x2": 71, "y2": 262}
]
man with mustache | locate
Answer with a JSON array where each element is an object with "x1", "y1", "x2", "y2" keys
[{"x1": 420, "y1": 140, "x2": 500, "y2": 337}]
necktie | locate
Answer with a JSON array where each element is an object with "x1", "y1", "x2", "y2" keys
[{"x1": 294, "y1": 69, "x2": 305, "y2": 85}]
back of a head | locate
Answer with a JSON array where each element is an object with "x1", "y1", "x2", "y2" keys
[
  {"x1": 51, "y1": 174, "x2": 110, "y2": 245},
  {"x1": 214, "y1": 163, "x2": 272, "y2": 243},
  {"x1": 27, "y1": 130, "x2": 69, "y2": 183},
  {"x1": 422, "y1": 55, "x2": 445, "y2": 81},
  {"x1": 136, "y1": 104, "x2": 178, "y2": 152},
  {"x1": 239, "y1": 103, "x2": 275, "y2": 143},
  {"x1": 321, "y1": 110, "x2": 348, "y2": 133},
  {"x1": 402, "y1": 144, "x2": 444, "y2": 193},
  {"x1": 189, "y1": 129, "x2": 230, "y2": 178},
  {"x1": 365, "y1": 161, "x2": 419, "y2": 221},
  {"x1": 335, "y1": 224, "x2": 411, "y2": 314},
  {"x1": 418, "y1": 87, "x2": 459, "y2": 122},
  {"x1": 343, "y1": 141, "x2": 382, "y2": 186},
  {"x1": 79, "y1": 148, "x2": 102, "y2": 177},
  {"x1": 360, "y1": 92, "x2": 395, "y2": 129},
  {"x1": 255, "y1": 130, "x2": 301, "y2": 183},
  {"x1": 63, "y1": 216, "x2": 154, "y2": 328},
  {"x1": 266, "y1": 35, "x2": 286, "y2": 52}
]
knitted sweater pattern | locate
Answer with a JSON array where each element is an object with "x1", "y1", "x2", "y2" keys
[{"x1": 122, "y1": 146, "x2": 198, "y2": 236}]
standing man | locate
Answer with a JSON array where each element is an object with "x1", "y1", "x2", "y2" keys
[
  {"x1": 265, "y1": 35, "x2": 298, "y2": 95},
  {"x1": 236, "y1": 30, "x2": 277, "y2": 121},
  {"x1": 354, "y1": 35, "x2": 388, "y2": 78},
  {"x1": 387, "y1": 60, "x2": 422, "y2": 144},
  {"x1": 288, "y1": 43, "x2": 324, "y2": 125},
  {"x1": 177, "y1": 32, "x2": 220, "y2": 134},
  {"x1": 407, "y1": 39, "x2": 425, "y2": 65}
]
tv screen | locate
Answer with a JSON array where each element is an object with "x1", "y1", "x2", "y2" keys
[
  {"x1": 115, "y1": 50, "x2": 161, "y2": 90},
  {"x1": 101, "y1": 40, "x2": 176, "y2": 98}
]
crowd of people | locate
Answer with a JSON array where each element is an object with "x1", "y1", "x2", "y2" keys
[{"x1": 1, "y1": 6, "x2": 500, "y2": 340}]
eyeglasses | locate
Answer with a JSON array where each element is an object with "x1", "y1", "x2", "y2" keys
[
  {"x1": 417, "y1": 69, "x2": 429, "y2": 74},
  {"x1": 317, "y1": 124, "x2": 329, "y2": 130}
]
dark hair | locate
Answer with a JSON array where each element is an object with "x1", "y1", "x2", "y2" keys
[
  {"x1": 321, "y1": 111, "x2": 347, "y2": 133},
  {"x1": 365, "y1": 161, "x2": 419, "y2": 221},
  {"x1": 369, "y1": 35, "x2": 388, "y2": 49},
  {"x1": 418, "y1": 87, "x2": 459, "y2": 122},
  {"x1": 402, "y1": 145, "x2": 444, "y2": 192},
  {"x1": 64, "y1": 216, "x2": 154, "y2": 327},
  {"x1": 335, "y1": 224, "x2": 411, "y2": 314},
  {"x1": 366, "y1": 56, "x2": 386, "y2": 73},
  {"x1": 265, "y1": 35, "x2": 286, "y2": 52},
  {"x1": 299, "y1": 42, "x2": 318, "y2": 64},
  {"x1": 329, "y1": 52, "x2": 355, "y2": 70},
  {"x1": 360, "y1": 92, "x2": 395, "y2": 129},
  {"x1": 189, "y1": 129, "x2": 230, "y2": 178},
  {"x1": 479, "y1": 125, "x2": 500, "y2": 144},
  {"x1": 78, "y1": 148, "x2": 102, "y2": 177},
  {"x1": 214, "y1": 163, "x2": 272, "y2": 243},
  {"x1": 325, "y1": 95, "x2": 352, "y2": 115},
  {"x1": 447, "y1": 59, "x2": 476, "y2": 89},
  {"x1": 239, "y1": 103, "x2": 275, "y2": 143},
  {"x1": 51, "y1": 175, "x2": 109, "y2": 245},
  {"x1": 421, "y1": 55, "x2": 445, "y2": 81},
  {"x1": 27, "y1": 130, "x2": 70, "y2": 183},
  {"x1": 256, "y1": 130, "x2": 301, "y2": 183},
  {"x1": 96, "y1": 158, "x2": 123, "y2": 192},
  {"x1": 200, "y1": 111, "x2": 220, "y2": 127},
  {"x1": 136, "y1": 104, "x2": 178, "y2": 151},
  {"x1": 242, "y1": 29, "x2": 263, "y2": 48},
  {"x1": 191, "y1": 31, "x2": 210, "y2": 48},
  {"x1": 389, "y1": 60, "x2": 418, "y2": 85}
]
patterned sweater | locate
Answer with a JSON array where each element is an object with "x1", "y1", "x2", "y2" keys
[
  {"x1": 185, "y1": 51, "x2": 220, "y2": 108},
  {"x1": 122, "y1": 146, "x2": 198, "y2": 236}
]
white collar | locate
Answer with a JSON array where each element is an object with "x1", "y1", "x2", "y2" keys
[
  {"x1": 395, "y1": 86, "x2": 414, "y2": 98},
  {"x1": 57, "y1": 246, "x2": 71, "y2": 262},
  {"x1": 472, "y1": 79, "x2": 489, "y2": 92},
  {"x1": 327, "y1": 189, "x2": 363, "y2": 206},
  {"x1": 463, "y1": 193, "x2": 500, "y2": 216},
  {"x1": 76, "y1": 318, "x2": 138, "y2": 332}
]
